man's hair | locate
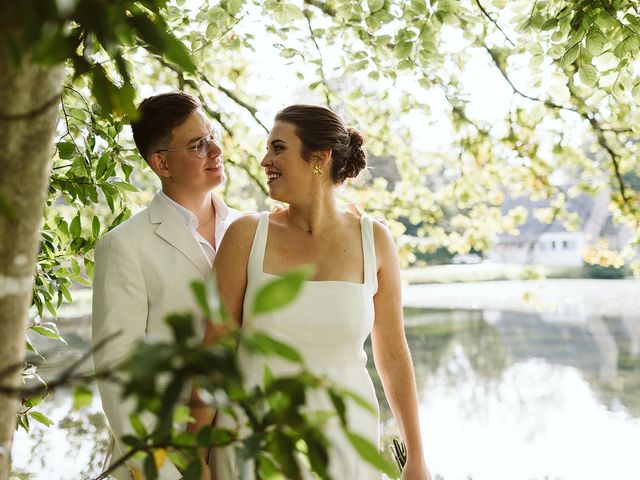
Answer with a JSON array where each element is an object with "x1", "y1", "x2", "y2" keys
[{"x1": 130, "y1": 91, "x2": 201, "y2": 164}]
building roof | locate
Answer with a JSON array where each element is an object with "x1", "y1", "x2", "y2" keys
[{"x1": 497, "y1": 193, "x2": 596, "y2": 244}]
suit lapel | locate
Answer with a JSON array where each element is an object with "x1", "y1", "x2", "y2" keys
[{"x1": 148, "y1": 194, "x2": 211, "y2": 277}]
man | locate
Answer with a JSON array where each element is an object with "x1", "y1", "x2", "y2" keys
[{"x1": 92, "y1": 91, "x2": 241, "y2": 479}]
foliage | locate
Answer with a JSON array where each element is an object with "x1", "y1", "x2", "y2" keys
[
  {"x1": 21, "y1": 0, "x2": 640, "y2": 320},
  {"x1": 5, "y1": 0, "x2": 640, "y2": 476},
  {"x1": 582, "y1": 261, "x2": 627, "y2": 279},
  {"x1": 49, "y1": 273, "x2": 393, "y2": 479}
]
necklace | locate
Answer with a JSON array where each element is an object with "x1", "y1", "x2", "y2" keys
[{"x1": 286, "y1": 208, "x2": 340, "y2": 235}]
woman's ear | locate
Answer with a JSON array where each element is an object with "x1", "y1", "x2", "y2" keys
[
  {"x1": 149, "y1": 152, "x2": 172, "y2": 178},
  {"x1": 312, "y1": 148, "x2": 331, "y2": 168}
]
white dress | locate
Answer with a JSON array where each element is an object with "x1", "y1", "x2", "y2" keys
[{"x1": 214, "y1": 212, "x2": 381, "y2": 479}]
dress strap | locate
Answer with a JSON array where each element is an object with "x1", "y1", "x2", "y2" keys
[
  {"x1": 360, "y1": 215, "x2": 378, "y2": 294},
  {"x1": 247, "y1": 212, "x2": 270, "y2": 279}
]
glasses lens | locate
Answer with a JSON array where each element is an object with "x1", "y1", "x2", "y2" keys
[
  {"x1": 196, "y1": 131, "x2": 221, "y2": 157},
  {"x1": 196, "y1": 136, "x2": 209, "y2": 157}
]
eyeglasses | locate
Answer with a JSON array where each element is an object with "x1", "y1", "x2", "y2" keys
[{"x1": 157, "y1": 130, "x2": 222, "y2": 158}]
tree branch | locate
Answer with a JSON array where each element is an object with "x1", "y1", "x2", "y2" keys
[
  {"x1": 303, "y1": 0, "x2": 336, "y2": 16},
  {"x1": 483, "y1": 45, "x2": 579, "y2": 114},
  {"x1": 484, "y1": 42, "x2": 634, "y2": 215},
  {"x1": 564, "y1": 71, "x2": 631, "y2": 206},
  {"x1": 182, "y1": 79, "x2": 269, "y2": 196},
  {"x1": 304, "y1": 8, "x2": 333, "y2": 108},
  {"x1": 474, "y1": 0, "x2": 516, "y2": 47},
  {"x1": 209, "y1": 80, "x2": 269, "y2": 132},
  {"x1": 0, "y1": 332, "x2": 120, "y2": 398},
  {"x1": 598, "y1": 0, "x2": 640, "y2": 37}
]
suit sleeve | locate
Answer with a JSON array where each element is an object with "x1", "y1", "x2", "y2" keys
[{"x1": 92, "y1": 232, "x2": 182, "y2": 479}]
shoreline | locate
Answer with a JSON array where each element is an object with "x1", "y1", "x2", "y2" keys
[{"x1": 402, "y1": 278, "x2": 640, "y2": 316}]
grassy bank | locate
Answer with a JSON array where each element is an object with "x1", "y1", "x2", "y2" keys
[{"x1": 400, "y1": 263, "x2": 628, "y2": 285}]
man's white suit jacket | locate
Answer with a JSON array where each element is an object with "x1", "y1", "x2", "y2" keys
[{"x1": 92, "y1": 192, "x2": 241, "y2": 479}]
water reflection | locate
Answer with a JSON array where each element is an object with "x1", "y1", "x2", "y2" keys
[
  {"x1": 12, "y1": 307, "x2": 640, "y2": 479},
  {"x1": 368, "y1": 308, "x2": 640, "y2": 480}
]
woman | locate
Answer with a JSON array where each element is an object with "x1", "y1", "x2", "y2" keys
[{"x1": 211, "y1": 105, "x2": 430, "y2": 479}]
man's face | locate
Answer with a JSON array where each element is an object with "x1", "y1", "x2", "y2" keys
[{"x1": 156, "y1": 109, "x2": 225, "y2": 194}]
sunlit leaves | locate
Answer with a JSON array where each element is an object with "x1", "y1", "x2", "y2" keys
[
  {"x1": 345, "y1": 431, "x2": 397, "y2": 477},
  {"x1": 28, "y1": 411, "x2": 54, "y2": 427},
  {"x1": 72, "y1": 385, "x2": 93, "y2": 410},
  {"x1": 252, "y1": 267, "x2": 313, "y2": 315},
  {"x1": 578, "y1": 65, "x2": 598, "y2": 87}
]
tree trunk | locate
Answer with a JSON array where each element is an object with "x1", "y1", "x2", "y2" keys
[{"x1": 0, "y1": 24, "x2": 65, "y2": 479}]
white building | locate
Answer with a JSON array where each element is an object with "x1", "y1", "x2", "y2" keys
[{"x1": 487, "y1": 189, "x2": 629, "y2": 267}]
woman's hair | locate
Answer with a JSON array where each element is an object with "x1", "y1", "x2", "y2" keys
[{"x1": 275, "y1": 105, "x2": 367, "y2": 183}]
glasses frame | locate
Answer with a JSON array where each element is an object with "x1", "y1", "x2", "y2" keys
[{"x1": 156, "y1": 130, "x2": 222, "y2": 158}]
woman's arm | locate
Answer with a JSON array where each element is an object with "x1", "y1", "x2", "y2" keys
[
  {"x1": 187, "y1": 214, "x2": 259, "y2": 432},
  {"x1": 213, "y1": 213, "x2": 260, "y2": 326},
  {"x1": 371, "y1": 221, "x2": 431, "y2": 480}
]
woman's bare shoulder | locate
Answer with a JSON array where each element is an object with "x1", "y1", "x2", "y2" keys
[{"x1": 225, "y1": 212, "x2": 262, "y2": 241}]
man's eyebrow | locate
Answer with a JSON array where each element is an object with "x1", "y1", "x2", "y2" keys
[{"x1": 187, "y1": 129, "x2": 214, "y2": 144}]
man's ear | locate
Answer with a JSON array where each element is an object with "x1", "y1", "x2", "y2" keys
[{"x1": 149, "y1": 152, "x2": 172, "y2": 178}]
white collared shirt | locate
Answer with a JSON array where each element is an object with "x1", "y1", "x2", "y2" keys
[{"x1": 158, "y1": 190, "x2": 240, "y2": 266}]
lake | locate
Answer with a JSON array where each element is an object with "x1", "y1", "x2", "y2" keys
[{"x1": 10, "y1": 280, "x2": 640, "y2": 480}]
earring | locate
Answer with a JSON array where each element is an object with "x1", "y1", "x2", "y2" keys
[{"x1": 312, "y1": 163, "x2": 323, "y2": 175}]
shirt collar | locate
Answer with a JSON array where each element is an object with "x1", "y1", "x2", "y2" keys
[{"x1": 158, "y1": 190, "x2": 229, "y2": 228}]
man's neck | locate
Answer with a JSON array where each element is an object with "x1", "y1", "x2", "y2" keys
[{"x1": 161, "y1": 188, "x2": 215, "y2": 223}]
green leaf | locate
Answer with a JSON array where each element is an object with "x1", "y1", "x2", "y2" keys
[
  {"x1": 191, "y1": 280, "x2": 212, "y2": 318},
  {"x1": 57, "y1": 142, "x2": 77, "y2": 160},
  {"x1": 252, "y1": 267, "x2": 312, "y2": 315},
  {"x1": 560, "y1": 43, "x2": 580, "y2": 67},
  {"x1": 29, "y1": 411, "x2": 54, "y2": 427},
  {"x1": 579, "y1": 64, "x2": 598, "y2": 86},
  {"x1": 92, "y1": 216, "x2": 100, "y2": 238},
  {"x1": 70, "y1": 214, "x2": 81, "y2": 238},
  {"x1": 121, "y1": 434, "x2": 144, "y2": 447},
  {"x1": 31, "y1": 325, "x2": 66, "y2": 344},
  {"x1": 95, "y1": 152, "x2": 109, "y2": 180},
  {"x1": 128, "y1": 12, "x2": 197, "y2": 73},
  {"x1": 166, "y1": 314, "x2": 196, "y2": 346},
  {"x1": 395, "y1": 41, "x2": 413, "y2": 59},
  {"x1": 368, "y1": 0, "x2": 385, "y2": 13},
  {"x1": 25, "y1": 335, "x2": 39, "y2": 356},
  {"x1": 226, "y1": 0, "x2": 244, "y2": 15},
  {"x1": 586, "y1": 28, "x2": 607, "y2": 56},
  {"x1": 32, "y1": 27, "x2": 82, "y2": 65},
  {"x1": 144, "y1": 453, "x2": 159, "y2": 480},
  {"x1": 613, "y1": 35, "x2": 640, "y2": 59},
  {"x1": 541, "y1": 18, "x2": 558, "y2": 31},
  {"x1": 246, "y1": 332, "x2": 303, "y2": 363},
  {"x1": 345, "y1": 431, "x2": 396, "y2": 476},
  {"x1": 183, "y1": 459, "x2": 202, "y2": 480},
  {"x1": 24, "y1": 395, "x2": 44, "y2": 409},
  {"x1": 73, "y1": 385, "x2": 93, "y2": 410},
  {"x1": 114, "y1": 181, "x2": 139, "y2": 192},
  {"x1": 129, "y1": 413, "x2": 148, "y2": 437},
  {"x1": 18, "y1": 414, "x2": 30, "y2": 432},
  {"x1": 328, "y1": 390, "x2": 347, "y2": 425}
]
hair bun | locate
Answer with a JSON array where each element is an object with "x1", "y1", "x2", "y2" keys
[{"x1": 338, "y1": 127, "x2": 366, "y2": 182}]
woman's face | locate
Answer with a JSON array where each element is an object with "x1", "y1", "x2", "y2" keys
[{"x1": 261, "y1": 121, "x2": 314, "y2": 202}]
